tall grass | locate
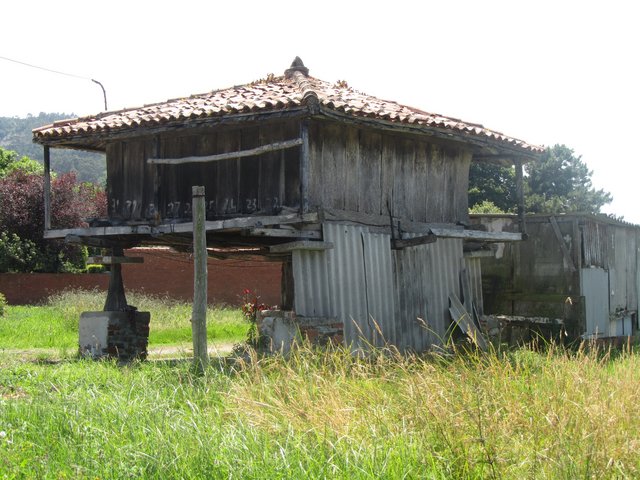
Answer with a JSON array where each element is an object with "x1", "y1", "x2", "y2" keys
[
  {"x1": 0, "y1": 290, "x2": 249, "y2": 351},
  {"x1": 1, "y1": 343, "x2": 639, "y2": 478}
]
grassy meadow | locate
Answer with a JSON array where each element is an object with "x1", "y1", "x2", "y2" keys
[
  {"x1": 1, "y1": 291, "x2": 640, "y2": 478},
  {"x1": 0, "y1": 290, "x2": 249, "y2": 352}
]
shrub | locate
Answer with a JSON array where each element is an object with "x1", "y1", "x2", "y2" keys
[
  {"x1": 0, "y1": 292, "x2": 6, "y2": 316},
  {"x1": 0, "y1": 168, "x2": 106, "y2": 272},
  {"x1": 0, "y1": 231, "x2": 42, "y2": 273},
  {"x1": 240, "y1": 288, "x2": 267, "y2": 348}
]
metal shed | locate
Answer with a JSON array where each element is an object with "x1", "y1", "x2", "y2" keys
[{"x1": 471, "y1": 213, "x2": 640, "y2": 340}]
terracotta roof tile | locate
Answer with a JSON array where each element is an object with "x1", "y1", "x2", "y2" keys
[{"x1": 33, "y1": 59, "x2": 542, "y2": 154}]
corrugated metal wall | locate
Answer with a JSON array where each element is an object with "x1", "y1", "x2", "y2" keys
[
  {"x1": 292, "y1": 249, "x2": 333, "y2": 317},
  {"x1": 292, "y1": 223, "x2": 465, "y2": 351},
  {"x1": 464, "y1": 257, "x2": 484, "y2": 316},
  {"x1": 293, "y1": 223, "x2": 396, "y2": 349},
  {"x1": 392, "y1": 237, "x2": 464, "y2": 350}
]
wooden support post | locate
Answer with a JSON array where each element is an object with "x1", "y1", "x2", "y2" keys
[
  {"x1": 153, "y1": 135, "x2": 161, "y2": 224},
  {"x1": 104, "y1": 246, "x2": 128, "y2": 311},
  {"x1": 514, "y1": 159, "x2": 526, "y2": 237},
  {"x1": 281, "y1": 258, "x2": 295, "y2": 310},
  {"x1": 43, "y1": 146, "x2": 51, "y2": 231},
  {"x1": 300, "y1": 120, "x2": 310, "y2": 214},
  {"x1": 191, "y1": 186, "x2": 208, "y2": 371}
]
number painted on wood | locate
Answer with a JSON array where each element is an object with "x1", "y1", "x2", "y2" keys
[
  {"x1": 222, "y1": 198, "x2": 236, "y2": 214},
  {"x1": 245, "y1": 198, "x2": 257, "y2": 213},
  {"x1": 146, "y1": 203, "x2": 156, "y2": 218}
]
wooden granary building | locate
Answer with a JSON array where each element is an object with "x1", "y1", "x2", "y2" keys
[{"x1": 33, "y1": 58, "x2": 542, "y2": 356}]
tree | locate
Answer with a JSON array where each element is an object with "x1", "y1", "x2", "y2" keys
[
  {"x1": 468, "y1": 162, "x2": 516, "y2": 213},
  {"x1": 0, "y1": 159, "x2": 107, "y2": 273},
  {"x1": 0, "y1": 147, "x2": 43, "y2": 178},
  {"x1": 0, "y1": 113, "x2": 105, "y2": 183},
  {"x1": 525, "y1": 144, "x2": 611, "y2": 214},
  {"x1": 468, "y1": 144, "x2": 612, "y2": 215}
]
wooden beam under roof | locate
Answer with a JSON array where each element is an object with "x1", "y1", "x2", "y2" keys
[{"x1": 147, "y1": 138, "x2": 303, "y2": 165}]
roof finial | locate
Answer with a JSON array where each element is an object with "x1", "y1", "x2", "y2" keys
[{"x1": 285, "y1": 56, "x2": 309, "y2": 78}]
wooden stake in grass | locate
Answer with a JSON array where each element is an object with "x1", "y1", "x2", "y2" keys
[{"x1": 192, "y1": 186, "x2": 208, "y2": 371}]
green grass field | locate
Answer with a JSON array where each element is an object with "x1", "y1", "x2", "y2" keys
[
  {"x1": 0, "y1": 290, "x2": 249, "y2": 352},
  {"x1": 1, "y1": 292, "x2": 640, "y2": 478}
]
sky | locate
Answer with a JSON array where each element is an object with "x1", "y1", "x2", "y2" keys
[{"x1": 2, "y1": 0, "x2": 639, "y2": 222}]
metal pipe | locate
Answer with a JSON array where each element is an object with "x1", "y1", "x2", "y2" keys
[
  {"x1": 91, "y1": 79, "x2": 108, "y2": 111},
  {"x1": 514, "y1": 158, "x2": 526, "y2": 237}
]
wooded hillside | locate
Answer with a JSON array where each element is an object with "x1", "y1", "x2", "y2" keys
[{"x1": 0, "y1": 113, "x2": 105, "y2": 184}]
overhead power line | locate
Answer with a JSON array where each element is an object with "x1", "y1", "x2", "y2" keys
[{"x1": 0, "y1": 54, "x2": 108, "y2": 111}]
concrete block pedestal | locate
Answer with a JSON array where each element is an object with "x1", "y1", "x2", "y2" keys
[{"x1": 79, "y1": 310, "x2": 150, "y2": 361}]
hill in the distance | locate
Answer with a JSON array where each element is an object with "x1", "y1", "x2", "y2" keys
[{"x1": 0, "y1": 113, "x2": 106, "y2": 184}]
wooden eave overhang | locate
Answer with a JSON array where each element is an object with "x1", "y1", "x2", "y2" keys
[
  {"x1": 32, "y1": 107, "x2": 310, "y2": 152},
  {"x1": 33, "y1": 105, "x2": 541, "y2": 163}
]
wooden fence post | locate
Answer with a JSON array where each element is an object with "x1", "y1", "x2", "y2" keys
[
  {"x1": 191, "y1": 186, "x2": 208, "y2": 371},
  {"x1": 43, "y1": 146, "x2": 51, "y2": 231}
]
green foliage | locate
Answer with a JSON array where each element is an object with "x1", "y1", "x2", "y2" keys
[
  {"x1": 0, "y1": 160, "x2": 106, "y2": 273},
  {"x1": 0, "y1": 113, "x2": 105, "y2": 183},
  {"x1": 0, "y1": 147, "x2": 43, "y2": 178},
  {"x1": 468, "y1": 162, "x2": 516, "y2": 213},
  {"x1": 469, "y1": 144, "x2": 612, "y2": 215},
  {"x1": 469, "y1": 200, "x2": 507, "y2": 214},
  {"x1": 525, "y1": 144, "x2": 612, "y2": 214},
  {"x1": 240, "y1": 288, "x2": 268, "y2": 348},
  {"x1": 0, "y1": 231, "x2": 42, "y2": 273},
  {"x1": 85, "y1": 264, "x2": 106, "y2": 274},
  {"x1": 0, "y1": 292, "x2": 5, "y2": 316}
]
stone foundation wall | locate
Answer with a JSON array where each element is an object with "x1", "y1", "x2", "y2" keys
[{"x1": 257, "y1": 310, "x2": 343, "y2": 352}]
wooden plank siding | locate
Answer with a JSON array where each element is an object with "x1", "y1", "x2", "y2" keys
[
  {"x1": 307, "y1": 119, "x2": 472, "y2": 224},
  {"x1": 105, "y1": 120, "x2": 302, "y2": 223},
  {"x1": 105, "y1": 117, "x2": 472, "y2": 225}
]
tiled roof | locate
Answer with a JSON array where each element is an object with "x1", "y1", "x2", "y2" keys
[{"x1": 33, "y1": 58, "x2": 543, "y2": 154}]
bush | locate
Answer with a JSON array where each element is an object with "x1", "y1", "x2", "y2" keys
[
  {"x1": 0, "y1": 292, "x2": 6, "y2": 316},
  {"x1": 0, "y1": 167, "x2": 106, "y2": 273},
  {"x1": 0, "y1": 231, "x2": 42, "y2": 273}
]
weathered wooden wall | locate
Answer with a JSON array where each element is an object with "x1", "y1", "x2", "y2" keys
[
  {"x1": 106, "y1": 120, "x2": 300, "y2": 221},
  {"x1": 106, "y1": 117, "x2": 472, "y2": 226},
  {"x1": 308, "y1": 120, "x2": 472, "y2": 224}
]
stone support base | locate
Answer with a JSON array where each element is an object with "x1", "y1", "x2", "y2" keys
[
  {"x1": 79, "y1": 310, "x2": 150, "y2": 361},
  {"x1": 256, "y1": 310, "x2": 343, "y2": 353}
]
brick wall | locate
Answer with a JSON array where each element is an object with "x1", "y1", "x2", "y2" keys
[{"x1": 0, "y1": 247, "x2": 282, "y2": 306}]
